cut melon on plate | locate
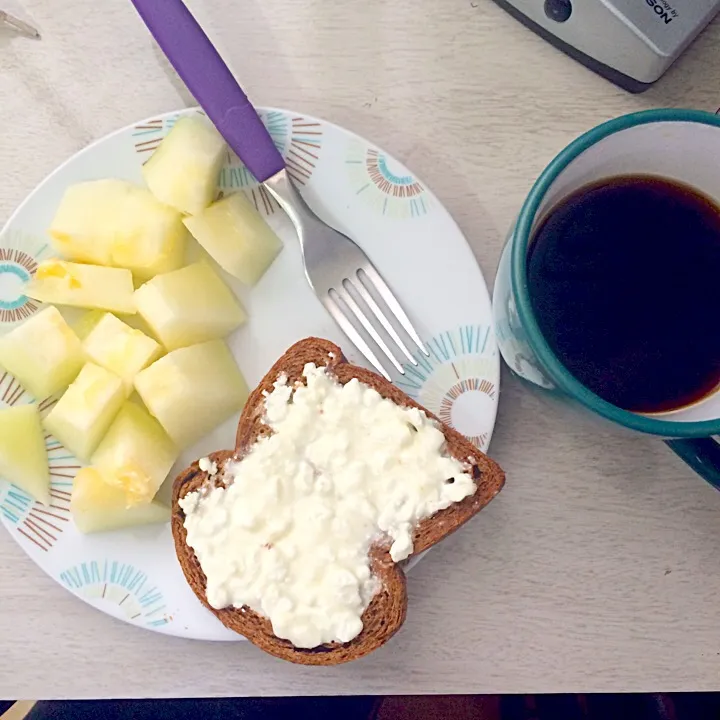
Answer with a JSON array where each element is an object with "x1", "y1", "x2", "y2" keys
[
  {"x1": 107, "y1": 185, "x2": 187, "y2": 280},
  {"x1": 91, "y1": 402, "x2": 178, "y2": 507},
  {"x1": 134, "y1": 339, "x2": 249, "y2": 447},
  {"x1": 25, "y1": 260, "x2": 136, "y2": 314},
  {"x1": 82, "y1": 313, "x2": 162, "y2": 391},
  {"x1": 183, "y1": 192, "x2": 283, "y2": 286},
  {"x1": 0, "y1": 306, "x2": 84, "y2": 400},
  {"x1": 48, "y1": 178, "x2": 187, "y2": 279},
  {"x1": 44, "y1": 363, "x2": 127, "y2": 461},
  {"x1": 72, "y1": 309, "x2": 105, "y2": 341},
  {"x1": 134, "y1": 261, "x2": 246, "y2": 351},
  {"x1": 71, "y1": 467, "x2": 169, "y2": 534},
  {"x1": 142, "y1": 115, "x2": 226, "y2": 215},
  {"x1": 0, "y1": 404, "x2": 50, "y2": 505}
]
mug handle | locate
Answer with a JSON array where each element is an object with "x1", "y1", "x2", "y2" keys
[{"x1": 666, "y1": 438, "x2": 720, "y2": 491}]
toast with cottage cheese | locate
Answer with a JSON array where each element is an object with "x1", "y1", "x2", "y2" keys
[{"x1": 171, "y1": 338, "x2": 505, "y2": 664}]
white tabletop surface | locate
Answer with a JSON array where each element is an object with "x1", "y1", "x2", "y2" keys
[{"x1": 3, "y1": 0, "x2": 720, "y2": 700}]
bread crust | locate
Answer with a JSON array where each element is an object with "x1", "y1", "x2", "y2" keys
[{"x1": 172, "y1": 338, "x2": 505, "y2": 664}]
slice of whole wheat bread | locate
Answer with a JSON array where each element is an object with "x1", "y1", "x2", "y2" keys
[{"x1": 172, "y1": 337, "x2": 505, "y2": 665}]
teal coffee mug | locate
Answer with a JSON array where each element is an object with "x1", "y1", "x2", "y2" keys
[{"x1": 493, "y1": 108, "x2": 720, "y2": 489}]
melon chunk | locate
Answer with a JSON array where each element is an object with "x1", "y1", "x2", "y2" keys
[
  {"x1": 143, "y1": 115, "x2": 226, "y2": 215},
  {"x1": 134, "y1": 261, "x2": 246, "y2": 350},
  {"x1": 82, "y1": 313, "x2": 161, "y2": 390},
  {"x1": 108, "y1": 188, "x2": 187, "y2": 280},
  {"x1": 72, "y1": 310, "x2": 104, "y2": 341},
  {"x1": 49, "y1": 181, "x2": 114, "y2": 265},
  {"x1": 0, "y1": 306, "x2": 84, "y2": 399},
  {"x1": 48, "y1": 179, "x2": 187, "y2": 279},
  {"x1": 183, "y1": 193, "x2": 283, "y2": 286},
  {"x1": 0, "y1": 404, "x2": 50, "y2": 505},
  {"x1": 44, "y1": 363, "x2": 127, "y2": 461},
  {"x1": 91, "y1": 402, "x2": 177, "y2": 507},
  {"x1": 25, "y1": 260, "x2": 135, "y2": 314},
  {"x1": 134, "y1": 340, "x2": 248, "y2": 447},
  {"x1": 71, "y1": 467, "x2": 169, "y2": 534}
]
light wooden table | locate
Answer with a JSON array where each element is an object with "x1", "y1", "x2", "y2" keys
[{"x1": 3, "y1": 0, "x2": 720, "y2": 700}]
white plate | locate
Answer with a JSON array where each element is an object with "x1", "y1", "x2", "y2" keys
[{"x1": 0, "y1": 107, "x2": 499, "y2": 640}]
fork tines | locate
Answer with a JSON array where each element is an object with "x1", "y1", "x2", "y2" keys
[{"x1": 323, "y1": 263, "x2": 429, "y2": 381}]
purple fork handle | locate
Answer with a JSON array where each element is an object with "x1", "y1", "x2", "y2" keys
[{"x1": 130, "y1": 0, "x2": 285, "y2": 183}]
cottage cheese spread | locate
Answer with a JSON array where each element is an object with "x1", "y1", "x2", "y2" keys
[
  {"x1": 179, "y1": 363, "x2": 476, "y2": 648},
  {"x1": 198, "y1": 457, "x2": 218, "y2": 475}
]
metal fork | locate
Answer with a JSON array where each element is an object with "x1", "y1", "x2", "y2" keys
[
  {"x1": 264, "y1": 170, "x2": 428, "y2": 379},
  {"x1": 131, "y1": 0, "x2": 429, "y2": 379}
]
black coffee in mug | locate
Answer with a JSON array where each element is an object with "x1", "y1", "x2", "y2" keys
[{"x1": 526, "y1": 175, "x2": 720, "y2": 414}]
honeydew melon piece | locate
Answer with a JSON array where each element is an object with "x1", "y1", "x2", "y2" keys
[
  {"x1": 0, "y1": 404, "x2": 50, "y2": 505},
  {"x1": 44, "y1": 363, "x2": 127, "y2": 461},
  {"x1": 134, "y1": 339, "x2": 248, "y2": 447},
  {"x1": 134, "y1": 261, "x2": 246, "y2": 351},
  {"x1": 0, "y1": 306, "x2": 84, "y2": 399},
  {"x1": 71, "y1": 467, "x2": 169, "y2": 534},
  {"x1": 91, "y1": 402, "x2": 178, "y2": 507},
  {"x1": 82, "y1": 313, "x2": 161, "y2": 391},
  {"x1": 183, "y1": 192, "x2": 282, "y2": 286},
  {"x1": 48, "y1": 179, "x2": 187, "y2": 279},
  {"x1": 25, "y1": 260, "x2": 136, "y2": 315},
  {"x1": 142, "y1": 115, "x2": 227, "y2": 216}
]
